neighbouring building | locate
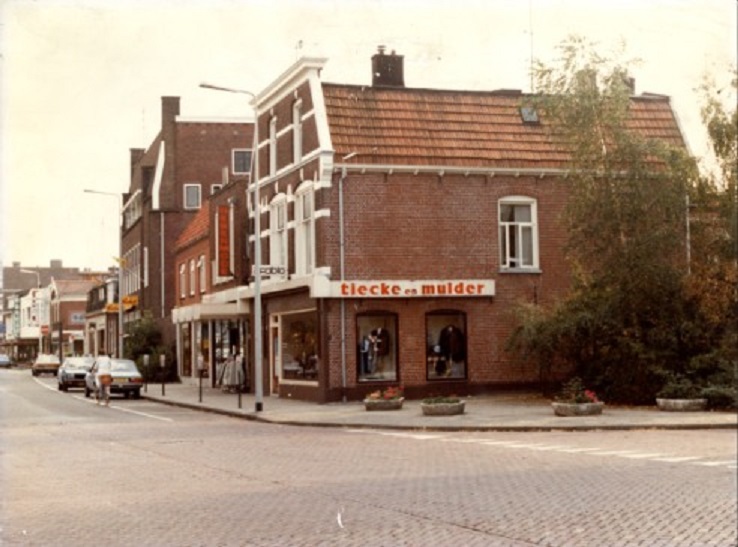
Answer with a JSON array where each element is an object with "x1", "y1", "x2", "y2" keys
[
  {"x1": 219, "y1": 48, "x2": 687, "y2": 403},
  {"x1": 84, "y1": 275, "x2": 120, "y2": 357},
  {"x1": 122, "y1": 97, "x2": 254, "y2": 361}
]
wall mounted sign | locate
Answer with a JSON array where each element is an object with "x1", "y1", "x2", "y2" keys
[{"x1": 316, "y1": 279, "x2": 495, "y2": 298}]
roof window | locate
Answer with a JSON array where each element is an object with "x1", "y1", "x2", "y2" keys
[{"x1": 520, "y1": 106, "x2": 540, "y2": 125}]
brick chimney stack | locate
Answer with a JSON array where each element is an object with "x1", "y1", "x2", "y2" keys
[{"x1": 372, "y1": 46, "x2": 404, "y2": 87}]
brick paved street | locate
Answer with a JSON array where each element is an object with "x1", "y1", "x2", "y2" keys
[{"x1": 1, "y1": 370, "x2": 736, "y2": 546}]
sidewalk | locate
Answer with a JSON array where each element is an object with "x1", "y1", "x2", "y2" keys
[{"x1": 141, "y1": 382, "x2": 738, "y2": 432}]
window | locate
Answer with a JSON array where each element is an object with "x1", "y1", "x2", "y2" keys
[
  {"x1": 189, "y1": 259, "x2": 196, "y2": 296},
  {"x1": 211, "y1": 183, "x2": 223, "y2": 195},
  {"x1": 292, "y1": 100, "x2": 303, "y2": 163},
  {"x1": 269, "y1": 197, "x2": 287, "y2": 271},
  {"x1": 499, "y1": 197, "x2": 539, "y2": 270},
  {"x1": 295, "y1": 186, "x2": 314, "y2": 275},
  {"x1": 184, "y1": 184, "x2": 202, "y2": 210},
  {"x1": 143, "y1": 247, "x2": 149, "y2": 287},
  {"x1": 357, "y1": 313, "x2": 398, "y2": 382},
  {"x1": 179, "y1": 264, "x2": 186, "y2": 299},
  {"x1": 198, "y1": 255, "x2": 206, "y2": 293},
  {"x1": 426, "y1": 311, "x2": 467, "y2": 380},
  {"x1": 232, "y1": 149, "x2": 252, "y2": 175},
  {"x1": 269, "y1": 116, "x2": 277, "y2": 176},
  {"x1": 280, "y1": 310, "x2": 319, "y2": 382}
]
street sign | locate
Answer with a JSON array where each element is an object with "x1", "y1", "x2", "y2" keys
[{"x1": 253, "y1": 265, "x2": 286, "y2": 276}]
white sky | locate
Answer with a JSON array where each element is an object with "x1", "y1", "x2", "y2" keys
[{"x1": 1, "y1": 0, "x2": 736, "y2": 272}]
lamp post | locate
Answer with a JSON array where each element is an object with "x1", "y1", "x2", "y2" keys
[
  {"x1": 200, "y1": 82, "x2": 263, "y2": 412},
  {"x1": 83, "y1": 189, "x2": 124, "y2": 359},
  {"x1": 20, "y1": 269, "x2": 42, "y2": 355}
]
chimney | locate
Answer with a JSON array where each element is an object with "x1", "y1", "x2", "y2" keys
[
  {"x1": 372, "y1": 46, "x2": 404, "y2": 87},
  {"x1": 161, "y1": 96, "x2": 180, "y2": 125}
]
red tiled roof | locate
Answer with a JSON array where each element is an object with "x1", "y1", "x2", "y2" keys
[
  {"x1": 322, "y1": 84, "x2": 686, "y2": 169},
  {"x1": 176, "y1": 201, "x2": 210, "y2": 250}
]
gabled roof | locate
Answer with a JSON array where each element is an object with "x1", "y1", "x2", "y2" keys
[
  {"x1": 52, "y1": 279, "x2": 98, "y2": 297},
  {"x1": 175, "y1": 201, "x2": 210, "y2": 251},
  {"x1": 322, "y1": 84, "x2": 686, "y2": 170}
]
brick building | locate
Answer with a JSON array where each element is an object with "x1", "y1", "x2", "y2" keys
[
  {"x1": 121, "y1": 97, "x2": 253, "y2": 356},
  {"x1": 218, "y1": 48, "x2": 687, "y2": 404}
]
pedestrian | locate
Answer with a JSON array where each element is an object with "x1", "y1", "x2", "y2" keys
[{"x1": 96, "y1": 357, "x2": 113, "y2": 406}]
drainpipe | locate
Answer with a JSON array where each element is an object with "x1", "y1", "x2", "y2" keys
[
  {"x1": 339, "y1": 152, "x2": 357, "y2": 402},
  {"x1": 160, "y1": 212, "x2": 165, "y2": 318}
]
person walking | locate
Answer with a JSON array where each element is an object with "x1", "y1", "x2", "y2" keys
[{"x1": 96, "y1": 357, "x2": 113, "y2": 406}]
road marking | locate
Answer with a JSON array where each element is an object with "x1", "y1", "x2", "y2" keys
[
  {"x1": 653, "y1": 456, "x2": 702, "y2": 463},
  {"x1": 555, "y1": 447, "x2": 601, "y2": 453},
  {"x1": 70, "y1": 394, "x2": 174, "y2": 422},
  {"x1": 619, "y1": 453, "x2": 666, "y2": 459},
  {"x1": 33, "y1": 377, "x2": 59, "y2": 392},
  {"x1": 691, "y1": 460, "x2": 737, "y2": 467}
]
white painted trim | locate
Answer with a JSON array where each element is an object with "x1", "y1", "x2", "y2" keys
[{"x1": 152, "y1": 141, "x2": 165, "y2": 210}]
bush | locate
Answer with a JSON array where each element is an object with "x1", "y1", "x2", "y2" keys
[
  {"x1": 700, "y1": 386, "x2": 737, "y2": 410},
  {"x1": 657, "y1": 375, "x2": 702, "y2": 399}
]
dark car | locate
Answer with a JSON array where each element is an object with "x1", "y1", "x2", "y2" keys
[
  {"x1": 84, "y1": 357, "x2": 143, "y2": 399},
  {"x1": 57, "y1": 356, "x2": 95, "y2": 391}
]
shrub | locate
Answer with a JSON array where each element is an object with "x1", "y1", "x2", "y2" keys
[{"x1": 700, "y1": 386, "x2": 737, "y2": 410}]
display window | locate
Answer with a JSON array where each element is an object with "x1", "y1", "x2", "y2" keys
[
  {"x1": 426, "y1": 311, "x2": 467, "y2": 380},
  {"x1": 356, "y1": 312, "x2": 398, "y2": 382},
  {"x1": 280, "y1": 310, "x2": 319, "y2": 381}
]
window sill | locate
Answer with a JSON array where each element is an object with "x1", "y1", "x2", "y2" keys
[{"x1": 499, "y1": 268, "x2": 542, "y2": 275}]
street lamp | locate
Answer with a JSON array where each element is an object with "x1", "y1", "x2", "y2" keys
[
  {"x1": 83, "y1": 189, "x2": 124, "y2": 359},
  {"x1": 20, "y1": 269, "x2": 42, "y2": 355},
  {"x1": 200, "y1": 82, "x2": 263, "y2": 412}
]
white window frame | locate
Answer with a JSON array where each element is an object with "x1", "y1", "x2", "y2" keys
[
  {"x1": 269, "y1": 196, "x2": 287, "y2": 271},
  {"x1": 183, "y1": 183, "x2": 202, "y2": 210},
  {"x1": 210, "y1": 183, "x2": 223, "y2": 195},
  {"x1": 198, "y1": 255, "x2": 206, "y2": 294},
  {"x1": 232, "y1": 149, "x2": 252, "y2": 175},
  {"x1": 179, "y1": 264, "x2": 186, "y2": 298},
  {"x1": 498, "y1": 196, "x2": 539, "y2": 270},
  {"x1": 269, "y1": 116, "x2": 277, "y2": 176},
  {"x1": 292, "y1": 100, "x2": 303, "y2": 164},
  {"x1": 295, "y1": 185, "x2": 314, "y2": 275},
  {"x1": 189, "y1": 259, "x2": 196, "y2": 296}
]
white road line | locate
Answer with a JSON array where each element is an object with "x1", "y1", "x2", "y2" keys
[
  {"x1": 555, "y1": 448, "x2": 602, "y2": 453},
  {"x1": 619, "y1": 453, "x2": 666, "y2": 459},
  {"x1": 691, "y1": 460, "x2": 737, "y2": 467},
  {"x1": 653, "y1": 456, "x2": 702, "y2": 463},
  {"x1": 588, "y1": 450, "x2": 639, "y2": 456},
  {"x1": 33, "y1": 377, "x2": 59, "y2": 392},
  {"x1": 68, "y1": 394, "x2": 174, "y2": 422}
]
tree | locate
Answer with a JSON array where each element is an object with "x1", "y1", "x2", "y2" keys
[
  {"x1": 125, "y1": 311, "x2": 176, "y2": 382},
  {"x1": 510, "y1": 37, "x2": 698, "y2": 403}
]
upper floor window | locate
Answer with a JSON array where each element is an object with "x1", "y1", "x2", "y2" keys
[
  {"x1": 179, "y1": 264, "x2": 186, "y2": 298},
  {"x1": 295, "y1": 185, "x2": 314, "y2": 276},
  {"x1": 232, "y1": 149, "x2": 252, "y2": 175},
  {"x1": 499, "y1": 196, "x2": 539, "y2": 270},
  {"x1": 189, "y1": 259, "x2": 196, "y2": 296},
  {"x1": 210, "y1": 183, "x2": 223, "y2": 195},
  {"x1": 198, "y1": 255, "x2": 206, "y2": 294},
  {"x1": 269, "y1": 116, "x2": 277, "y2": 176},
  {"x1": 269, "y1": 197, "x2": 287, "y2": 270},
  {"x1": 292, "y1": 100, "x2": 303, "y2": 164},
  {"x1": 184, "y1": 184, "x2": 202, "y2": 210}
]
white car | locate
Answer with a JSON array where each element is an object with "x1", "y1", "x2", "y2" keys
[
  {"x1": 57, "y1": 356, "x2": 95, "y2": 391},
  {"x1": 32, "y1": 354, "x2": 61, "y2": 376},
  {"x1": 84, "y1": 357, "x2": 144, "y2": 399}
]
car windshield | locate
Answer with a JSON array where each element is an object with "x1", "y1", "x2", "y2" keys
[
  {"x1": 110, "y1": 360, "x2": 138, "y2": 373},
  {"x1": 64, "y1": 358, "x2": 94, "y2": 370}
]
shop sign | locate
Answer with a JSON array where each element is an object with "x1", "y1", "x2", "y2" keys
[{"x1": 319, "y1": 279, "x2": 495, "y2": 298}]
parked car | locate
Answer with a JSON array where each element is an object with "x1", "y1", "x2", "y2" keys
[
  {"x1": 57, "y1": 356, "x2": 95, "y2": 391},
  {"x1": 84, "y1": 357, "x2": 143, "y2": 399},
  {"x1": 32, "y1": 354, "x2": 61, "y2": 376},
  {"x1": 0, "y1": 354, "x2": 13, "y2": 368}
]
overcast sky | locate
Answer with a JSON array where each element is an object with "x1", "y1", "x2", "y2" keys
[{"x1": 1, "y1": 0, "x2": 735, "y2": 273}]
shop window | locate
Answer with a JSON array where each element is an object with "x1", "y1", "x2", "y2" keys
[
  {"x1": 356, "y1": 313, "x2": 398, "y2": 382},
  {"x1": 426, "y1": 311, "x2": 467, "y2": 380},
  {"x1": 499, "y1": 196, "x2": 538, "y2": 270},
  {"x1": 280, "y1": 310, "x2": 319, "y2": 381}
]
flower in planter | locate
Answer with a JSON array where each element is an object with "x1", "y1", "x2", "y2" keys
[
  {"x1": 365, "y1": 385, "x2": 404, "y2": 401},
  {"x1": 556, "y1": 377, "x2": 599, "y2": 404}
]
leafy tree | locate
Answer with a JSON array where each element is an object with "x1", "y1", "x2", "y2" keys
[
  {"x1": 510, "y1": 37, "x2": 698, "y2": 403},
  {"x1": 125, "y1": 311, "x2": 176, "y2": 382}
]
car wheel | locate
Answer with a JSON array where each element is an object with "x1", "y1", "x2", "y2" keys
[
  {"x1": 61, "y1": 383, "x2": 68, "y2": 392},
  {"x1": 57, "y1": 382, "x2": 63, "y2": 391},
  {"x1": 124, "y1": 391, "x2": 131, "y2": 399},
  {"x1": 31, "y1": 370, "x2": 38, "y2": 376},
  {"x1": 133, "y1": 390, "x2": 141, "y2": 400},
  {"x1": 84, "y1": 386, "x2": 90, "y2": 398}
]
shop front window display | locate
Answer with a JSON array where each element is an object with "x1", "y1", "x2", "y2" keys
[
  {"x1": 280, "y1": 311, "x2": 319, "y2": 381},
  {"x1": 357, "y1": 313, "x2": 398, "y2": 382},
  {"x1": 426, "y1": 312, "x2": 467, "y2": 380}
]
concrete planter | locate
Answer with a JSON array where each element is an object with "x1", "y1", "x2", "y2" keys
[
  {"x1": 421, "y1": 401, "x2": 465, "y2": 416},
  {"x1": 552, "y1": 401, "x2": 604, "y2": 417},
  {"x1": 364, "y1": 397, "x2": 404, "y2": 411},
  {"x1": 656, "y1": 398, "x2": 707, "y2": 412}
]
